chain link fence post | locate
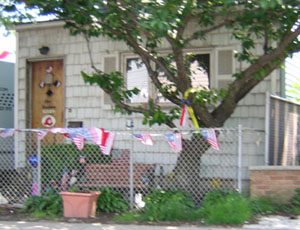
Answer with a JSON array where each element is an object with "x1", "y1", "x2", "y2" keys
[
  {"x1": 129, "y1": 129, "x2": 134, "y2": 209},
  {"x1": 237, "y1": 125, "x2": 243, "y2": 193},
  {"x1": 37, "y1": 135, "x2": 41, "y2": 196},
  {"x1": 265, "y1": 91, "x2": 270, "y2": 165}
]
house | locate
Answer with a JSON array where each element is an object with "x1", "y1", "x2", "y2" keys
[
  {"x1": 0, "y1": 61, "x2": 14, "y2": 128},
  {"x1": 11, "y1": 20, "x2": 297, "y2": 195},
  {"x1": 0, "y1": 61, "x2": 14, "y2": 170}
]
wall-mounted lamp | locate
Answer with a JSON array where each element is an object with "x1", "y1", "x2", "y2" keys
[{"x1": 39, "y1": 46, "x2": 50, "y2": 55}]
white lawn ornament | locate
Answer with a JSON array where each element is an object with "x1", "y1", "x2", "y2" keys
[
  {"x1": 134, "y1": 193, "x2": 145, "y2": 209},
  {"x1": 0, "y1": 193, "x2": 8, "y2": 204}
]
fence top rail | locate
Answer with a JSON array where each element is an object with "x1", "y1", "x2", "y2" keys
[
  {"x1": 0, "y1": 127, "x2": 263, "y2": 133},
  {"x1": 270, "y1": 94, "x2": 300, "y2": 106}
]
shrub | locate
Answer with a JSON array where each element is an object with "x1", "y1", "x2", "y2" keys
[
  {"x1": 96, "y1": 187, "x2": 128, "y2": 214},
  {"x1": 290, "y1": 188, "x2": 300, "y2": 214},
  {"x1": 249, "y1": 196, "x2": 275, "y2": 215},
  {"x1": 21, "y1": 188, "x2": 62, "y2": 219},
  {"x1": 199, "y1": 190, "x2": 251, "y2": 225},
  {"x1": 140, "y1": 189, "x2": 196, "y2": 222}
]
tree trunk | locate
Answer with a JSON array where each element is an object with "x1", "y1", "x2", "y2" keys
[{"x1": 173, "y1": 134, "x2": 210, "y2": 204}]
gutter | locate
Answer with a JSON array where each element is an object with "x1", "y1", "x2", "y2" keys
[{"x1": 13, "y1": 20, "x2": 65, "y2": 32}]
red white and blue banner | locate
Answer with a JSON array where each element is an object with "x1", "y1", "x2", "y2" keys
[
  {"x1": 48, "y1": 128, "x2": 115, "y2": 155},
  {"x1": 165, "y1": 133, "x2": 182, "y2": 153},
  {"x1": 133, "y1": 134, "x2": 154, "y2": 146},
  {"x1": 0, "y1": 129, "x2": 15, "y2": 138},
  {"x1": 200, "y1": 129, "x2": 220, "y2": 150},
  {"x1": 0, "y1": 127, "x2": 221, "y2": 153}
]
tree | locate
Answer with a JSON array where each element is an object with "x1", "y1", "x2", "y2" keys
[
  {"x1": 2, "y1": 0, "x2": 300, "y2": 128},
  {"x1": 288, "y1": 77, "x2": 300, "y2": 102},
  {"x1": 3, "y1": 0, "x2": 300, "y2": 196}
]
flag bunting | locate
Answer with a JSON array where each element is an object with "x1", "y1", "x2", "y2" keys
[
  {"x1": 133, "y1": 134, "x2": 154, "y2": 145},
  {"x1": 200, "y1": 129, "x2": 220, "y2": 150},
  {"x1": 165, "y1": 133, "x2": 182, "y2": 152}
]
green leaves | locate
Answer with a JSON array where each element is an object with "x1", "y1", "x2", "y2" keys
[
  {"x1": 141, "y1": 189, "x2": 196, "y2": 222},
  {"x1": 192, "y1": 87, "x2": 228, "y2": 106},
  {"x1": 22, "y1": 188, "x2": 63, "y2": 218},
  {"x1": 96, "y1": 187, "x2": 128, "y2": 214},
  {"x1": 82, "y1": 70, "x2": 140, "y2": 102}
]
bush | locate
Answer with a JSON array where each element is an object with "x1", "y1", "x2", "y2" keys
[
  {"x1": 140, "y1": 189, "x2": 196, "y2": 222},
  {"x1": 291, "y1": 188, "x2": 300, "y2": 214},
  {"x1": 199, "y1": 190, "x2": 251, "y2": 225},
  {"x1": 249, "y1": 196, "x2": 275, "y2": 215},
  {"x1": 96, "y1": 187, "x2": 128, "y2": 214},
  {"x1": 21, "y1": 188, "x2": 62, "y2": 219}
]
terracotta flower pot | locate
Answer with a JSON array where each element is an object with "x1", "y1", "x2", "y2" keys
[{"x1": 60, "y1": 191, "x2": 101, "y2": 218}]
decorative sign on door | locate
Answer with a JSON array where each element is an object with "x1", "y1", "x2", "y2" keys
[{"x1": 31, "y1": 60, "x2": 64, "y2": 129}]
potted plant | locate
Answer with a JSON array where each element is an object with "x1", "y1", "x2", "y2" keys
[{"x1": 60, "y1": 186, "x2": 101, "y2": 218}]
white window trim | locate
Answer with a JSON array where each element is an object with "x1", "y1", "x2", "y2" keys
[{"x1": 121, "y1": 47, "x2": 236, "y2": 106}]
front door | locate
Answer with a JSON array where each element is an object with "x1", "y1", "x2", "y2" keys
[{"x1": 31, "y1": 60, "x2": 64, "y2": 129}]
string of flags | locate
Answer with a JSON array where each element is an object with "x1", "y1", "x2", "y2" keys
[{"x1": 0, "y1": 127, "x2": 220, "y2": 153}]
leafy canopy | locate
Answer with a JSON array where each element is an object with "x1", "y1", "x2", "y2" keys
[{"x1": 2, "y1": 0, "x2": 300, "y2": 127}]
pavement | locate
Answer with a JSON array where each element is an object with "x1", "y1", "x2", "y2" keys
[{"x1": 0, "y1": 215, "x2": 299, "y2": 230}]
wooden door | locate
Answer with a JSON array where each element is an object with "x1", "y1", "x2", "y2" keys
[{"x1": 31, "y1": 60, "x2": 64, "y2": 129}]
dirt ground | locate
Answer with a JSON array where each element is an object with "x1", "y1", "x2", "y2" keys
[
  {"x1": 0, "y1": 205, "x2": 125, "y2": 224},
  {"x1": 0, "y1": 204, "x2": 265, "y2": 227},
  {"x1": 0, "y1": 204, "x2": 200, "y2": 226}
]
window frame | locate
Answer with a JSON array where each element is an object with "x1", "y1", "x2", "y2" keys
[{"x1": 121, "y1": 47, "x2": 235, "y2": 106}]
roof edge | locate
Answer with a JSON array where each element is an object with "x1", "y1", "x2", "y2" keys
[{"x1": 13, "y1": 20, "x2": 65, "y2": 31}]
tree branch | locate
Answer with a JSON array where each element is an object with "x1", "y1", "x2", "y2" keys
[{"x1": 212, "y1": 24, "x2": 300, "y2": 126}]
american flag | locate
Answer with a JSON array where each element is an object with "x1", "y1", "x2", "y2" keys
[
  {"x1": 63, "y1": 132, "x2": 85, "y2": 151},
  {"x1": 0, "y1": 129, "x2": 15, "y2": 138},
  {"x1": 88, "y1": 128, "x2": 115, "y2": 155},
  {"x1": 70, "y1": 135, "x2": 85, "y2": 150},
  {"x1": 165, "y1": 133, "x2": 182, "y2": 152},
  {"x1": 37, "y1": 130, "x2": 48, "y2": 140},
  {"x1": 134, "y1": 134, "x2": 154, "y2": 146},
  {"x1": 99, "y1": 129, "x2": 115, "y2": 155},
  {"x1": 200, "y1": 129, "x2": 220, "y2": 150},
  {"x1": 49, "y1": 128, "x2": 115, "y2": 155}
]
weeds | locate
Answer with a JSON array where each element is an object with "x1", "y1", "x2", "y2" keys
[
  {"x1": 198, "y1": 190, "x2": 251, "y2": 225},
  {"x1": 96, "y1": 187, "x2": 128, "y2": 214},
  {"x1": 21, "y1": 188, "x2": 62, "y2": 219}
]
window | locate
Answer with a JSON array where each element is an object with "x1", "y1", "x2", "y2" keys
[
  {"x1": 123, "y1": 49, "x2": 233, "y2": 104},
  {"x1": 126, "y1": 58, "x2": 149, "y2": 103},
  {"x1": 189, "y1": 54, "x2": 210, "y2": 89},
  {"x1": 157, "y1": 53, "x2": 210, "y2": 103}
]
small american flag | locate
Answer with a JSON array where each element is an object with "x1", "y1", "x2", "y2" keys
[
  {"x1": 0, "y1": 129, "x2": 15, "y2": 138},
  {"x1": 69, "y1": 134, "x2": 85, "y2": 151},
  {"x1": 165, "y1": 133, "x2": 182, "y2": 152},
  {"x1": 200, "y1": 129, "x2": 220, "y2": 150},
  {"x1": 37, "y1": 130, "x2": 48, "y2": 140},
  {"x1": 134, "y1": 134, "x2": 154, "y2": 146},
  {"x1": 100, "y1": 129, "x2": 115, "y2": 155}
]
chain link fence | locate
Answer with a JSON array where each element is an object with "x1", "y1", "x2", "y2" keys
[{"x1": 0, "y1": 127, "x2": 246, "y2": 207}]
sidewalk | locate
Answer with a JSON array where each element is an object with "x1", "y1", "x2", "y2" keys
[
  {"x1": 0, "y1": 221, "x2": 244, "y2": 230},
  {"x1": 0, "y1": 215, "x2": 299, "y2": 230}
]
